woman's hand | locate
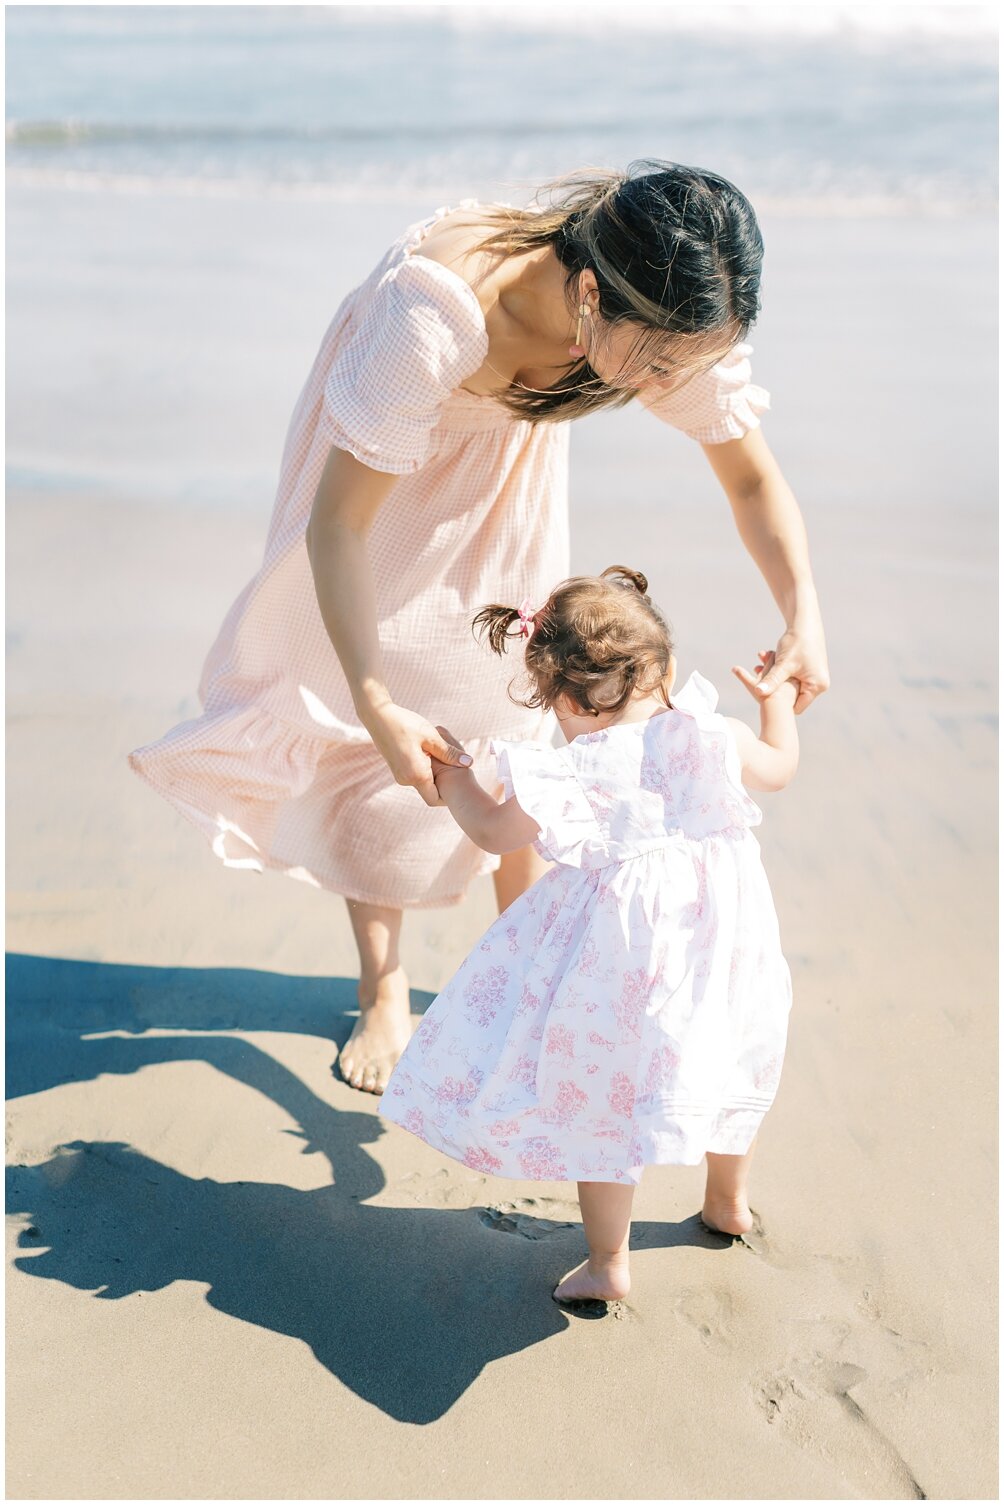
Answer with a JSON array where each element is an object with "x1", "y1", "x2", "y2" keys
[
  {"x1": 755, "y1": 619, "x2": 830, "y2": 715},
  {"x1": 429, "y1": 724, "x2": 475, "y2": 788},
  {"x1": 733, "y1": 649, "x2": 776, "y2": 695},
  {"x1": 367, "y1": 703, "x2": 472, "y2": 808}
]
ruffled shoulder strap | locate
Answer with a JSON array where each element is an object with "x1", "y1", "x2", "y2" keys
[
  {"x1": 490, "y1": 737, "x2": 601, "y2": 867},
  {"x1": 670, "y1": 669, "x2": 720, "y2": 718}
]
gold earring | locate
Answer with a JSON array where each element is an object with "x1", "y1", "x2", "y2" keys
[
  {"x1": 575, "y1": 303, "x2": 590, "y2": 348},
  {"x1": 570, "y1": 302, "x2": 591, "y2": 359}
]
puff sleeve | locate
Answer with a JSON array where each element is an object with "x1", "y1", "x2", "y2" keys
[
  {"x1": 319, "y1": 256, "x2": 489, "y2": 475},
  {"x1": 636, "y1": 341, "x2": 770, "y2": 445}
]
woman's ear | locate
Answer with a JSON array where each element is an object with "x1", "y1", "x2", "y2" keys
[
  {"x1": 577, "y1": 267, "x2": 600, "y2": 315},
  {"x1": 665, "y1": 654, "x2": 678, "y2": 696}
]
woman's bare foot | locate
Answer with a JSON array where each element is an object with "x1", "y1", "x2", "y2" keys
[
  {"x1": 700, "y1": 1193, "x2": 754, "y2": 1237},
  {"x1": 553, "y1": 1254, "x2": 631, "y2": 1304},
  {"x1": 337, "y1": 966, "x2": 413, "y2": 1094}
]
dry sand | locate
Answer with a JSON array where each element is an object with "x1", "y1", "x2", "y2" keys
[{"x1": 6, "y1": 187, "x2": 997, "y2": 1499}]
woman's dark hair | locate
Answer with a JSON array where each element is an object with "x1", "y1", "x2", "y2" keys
[
  {"x1": 470, "y1": 159, "x2": 764, "y2": 423},
  {"x1": 473, "y1": 565, "x2": 675, "y2": 718}
]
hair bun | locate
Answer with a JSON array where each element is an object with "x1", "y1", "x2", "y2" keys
[{"x1": 600, "y1": 565, "x2": 649, "y2": 598}]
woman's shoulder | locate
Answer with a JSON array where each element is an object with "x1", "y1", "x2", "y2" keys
[
  {"x1": 403, "y1": 200, "x2": 513, "y2": 286},
  {"x1": 316, "y1": 208, "x2": 496, "y2": 473},
  {"x1": 346, "y1": 233, "x2": 490, "y2": 374}
]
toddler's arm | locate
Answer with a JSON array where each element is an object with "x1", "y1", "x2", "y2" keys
[
  {"x1": 428, "y1": 726, "x2": 542, "y2": 855},
  {"x1": 725, "y1": 651, "x2": 800, "y2": 792}
]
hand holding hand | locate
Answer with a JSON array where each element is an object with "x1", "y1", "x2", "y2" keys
[
  {"x1": 367, "y1": 704, "x2": 472, "y2": 808},
  {"x1": 741, "y1": 620, "x2": 830, "y2": 714},
  {"x1": 732, "y1": 650, "x2": 798, "y2": 707},
  {"x1": 430, "y1": 724, "x2": 476, "y2": 787}
]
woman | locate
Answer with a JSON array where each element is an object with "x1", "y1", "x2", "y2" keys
[{"x1": 130, "y1": 161, "x2": 829, "y2": 1096}]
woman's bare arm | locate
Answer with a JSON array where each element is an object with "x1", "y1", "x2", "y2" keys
[
  {"x1": 702, "y1": 428, "x2": 829, "y2": 714},
  {"x1": 304, "y1": 447, "x2": 472, "y2": 806},
  {"x1": 305, "y1": 448, "x2": 398, "y2": 717}
]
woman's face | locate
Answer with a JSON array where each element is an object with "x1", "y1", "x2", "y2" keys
[
  {"x1": 575, "y1": 272, "x2": 738, "y2": 392},
  {"x1": 584, "y1": 316, "x2": 738, "y2": 393}
]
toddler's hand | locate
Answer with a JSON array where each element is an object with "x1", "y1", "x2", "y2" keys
[{"x1": 732, "y1": 650, "x2": 798, "y2": 705}]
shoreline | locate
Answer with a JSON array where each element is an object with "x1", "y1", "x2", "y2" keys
[{"x1": 8, "y1": 168, "x2": 997, "y2": 220}]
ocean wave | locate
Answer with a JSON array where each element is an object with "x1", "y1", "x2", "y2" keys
[
  {"x1": 449, "y1": 2, "x2": 997, "y2": 39},
  {"x1": 5, "y1": 116, "x2": 760, "y2": 147},
  {"x1": 7, "y1": 5, "x2": 995, "y2": 219},
  {"x1": 6, "y1": 166, "x2": 995, "y2": 219},
  {"x1": 9, "y1": 3, "x2": 996, "y2": 42}
]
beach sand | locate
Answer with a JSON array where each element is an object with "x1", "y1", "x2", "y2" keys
[{"x1": 6, "y1": 186, "x2": 997, "y2": 1499}]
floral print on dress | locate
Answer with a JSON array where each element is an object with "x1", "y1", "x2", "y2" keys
[
  {"x1": 461, "y1": 965, "x2": 509, "y2": 1028},
  {"x1": 463, "y1": 1146, "x2": 504, "y2": 1173},
  {"x1": 613, "y1": 967, "x2": 659, "y2": 1039},
  {"x1": 577, "y1": 932, "x2": 614, "y2": 982},
  {"x1": 644, "y1": 1043, "x2": 682, "y2": 1093},
  {"x1": 414, "y1": 1015, "x2": 444, "y2": 1055},
  {"x1": 587, "y1": 1030, "x2": 616, "y2": 1053},
  {"x1": 378, "y1": 673, "x2": 793, "y2": 1185},
  {"x1": 540, "y1": 1079, "x2": 590, "y2": 1128},
  {"x1": 518, "y1": 1139, "x2": 569, "y2": 1180},
  {"x1": 515, "y1": 983, "x2": 541, "y2": 1018},
  {"x1": 543, "y1": 1022, "x2": 576, "y2": 1062},
  {"x1": 433, "y1": 1069, "x2": 483, "y2": 1109}
]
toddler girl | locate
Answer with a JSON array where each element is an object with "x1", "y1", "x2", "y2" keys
[{"x1": 377, "y1": 565, "x2": 797, "y2": 1310}]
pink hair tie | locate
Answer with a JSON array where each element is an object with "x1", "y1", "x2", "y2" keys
[{"x1": 517, "y1": 598, "x2": 537, "y2": 640}]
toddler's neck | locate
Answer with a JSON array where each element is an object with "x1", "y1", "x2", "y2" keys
[{"x1": 555, "y1": 688, "x2": 674, "y2": 744}]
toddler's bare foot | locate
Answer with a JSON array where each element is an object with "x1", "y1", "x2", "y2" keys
[
  {"x1": 337, "y1": 966, "x2": 413, "y2": 1095},
  {"x1": 700, "y1": 1193, "x2": 754, "y2": 1237},
  {"x1": 553, "y1": 1254, "x2": 631, "y2": 1305}
]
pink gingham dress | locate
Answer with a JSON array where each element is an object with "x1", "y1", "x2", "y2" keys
[
  {"x1": 378, "y1": 673, "x2": 792, "y2": 1182},
  {"x1": 129, "y1": 202, "x2": 770, "y2": 908}
]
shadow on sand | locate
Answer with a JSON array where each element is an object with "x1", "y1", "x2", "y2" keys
[{"x1": 7, "y1": 953, "x2": 732, "y2": 1422}]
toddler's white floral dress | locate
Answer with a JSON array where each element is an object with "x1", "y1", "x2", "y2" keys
[{"x1": 378, "y1": 673, "x2": 793, "y2": 1184}]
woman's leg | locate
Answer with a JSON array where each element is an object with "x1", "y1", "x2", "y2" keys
[
  {"x1": 702, "y1": 1136, "x2": 757, "y2": 1235},
  {"x1": 340, "y1": 846, "x2": 545, "y2": 1093},
  {"x1": 493, "y1": 844, "x2": 549, "y2": 913},
  {"x1": 337, "y1": 900, "x2": 413, "y2": 1095},
  {"x1": 553, "y1": 1181, "x2": 635, "y2": 1303}
]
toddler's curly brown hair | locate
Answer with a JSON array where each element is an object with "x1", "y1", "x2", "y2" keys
[{"x1": 472, "y1": 566, "x2": 674, "y2": 717}]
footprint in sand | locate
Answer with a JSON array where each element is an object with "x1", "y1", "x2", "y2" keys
[
  {"x1": 740, "y1": 1209, "x2": 771, "y2": 1256},
  {"x1": 698, "y1": 1207, "x2": 771, "y2": 1258},
  {"x1": 395, "y1": 1167, "x2": 485, "y2": 1208},
  {"x1": 478, "y1": 1197, "x2": 579, "y2": 1240},
  {"x1": 552, "y1": 1294, "x2": 635, "y2": 1322},
  {"x1": 754, "y1": 1318, "x2": 928, "y2": 1500},
  {"x1": 673, "y1": 1286, "x2": 734, "y2": 1346}
]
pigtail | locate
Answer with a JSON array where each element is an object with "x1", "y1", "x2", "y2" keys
[{"x1": 472, "y1": 603, "x2": 523, "y2": 656}]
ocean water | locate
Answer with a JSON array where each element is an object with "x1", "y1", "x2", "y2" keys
[
  {"x1": 6, "y1": 4, "x2": 998, "y2": 213},
  {"x1": 6, "y1": 6, "x2": 998, "y2": 512}
]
